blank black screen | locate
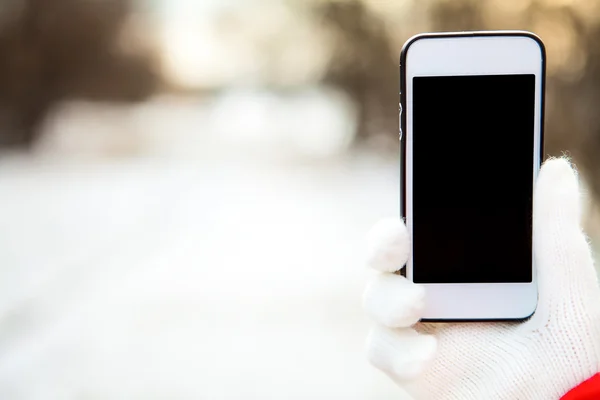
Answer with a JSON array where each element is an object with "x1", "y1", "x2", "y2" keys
[{"x1": 412, "y1": 74, "x2": 535, "y2": 283}]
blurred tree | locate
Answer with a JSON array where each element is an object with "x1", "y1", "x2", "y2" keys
[
  {"x1": 315, "y1": 0, "x2": 398, "y2": 143},
  {"x1": 0, "y1": 0, "x2": 159, "y2": 147}
]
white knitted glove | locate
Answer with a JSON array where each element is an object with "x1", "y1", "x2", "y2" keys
[{"x1": 363, "y1": 158, "x2": 600, "y2": 400}]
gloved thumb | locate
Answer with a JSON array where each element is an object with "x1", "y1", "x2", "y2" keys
[{"x1": 533, "y1": 158, "x2": 598, "y2": 312}]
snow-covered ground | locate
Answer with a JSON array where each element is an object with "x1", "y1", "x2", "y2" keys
[{"x1": 0, "y1": 92, "x2": 409, "y2": 399}]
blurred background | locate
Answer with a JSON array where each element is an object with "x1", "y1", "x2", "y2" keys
[{"x1": 1, "y1": 0, "x2": 600, "y2": 398}]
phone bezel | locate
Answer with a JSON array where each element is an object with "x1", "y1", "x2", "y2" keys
[{"x1": 400, "y1": 31, "x2": 545, "y2": 321}]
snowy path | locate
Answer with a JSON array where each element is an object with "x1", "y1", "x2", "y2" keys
[{"x1": 0, "y1": 150, "x2": 407, "y2": 399}]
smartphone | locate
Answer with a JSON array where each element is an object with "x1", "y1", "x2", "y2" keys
[{"x1": 399, "y1": 31, "x2": 545, "y2": 321}]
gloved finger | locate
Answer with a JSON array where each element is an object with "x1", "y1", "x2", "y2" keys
[
  {"x1": 363, "y1": 273, "x2": 425, "y2": 327},
  {"x1": 366, "y1": 218, "x2": 410, "y2": 272},
  {"x1": 534, "y1": 158, "x2": 597, "y2": 301},
  {"x1": 366, "y1": 325, "x2": 437, "y2": 382}
]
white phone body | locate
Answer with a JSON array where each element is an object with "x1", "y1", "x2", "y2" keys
[{"x1": 400, "y1": 32, "x2": 545, "y2": 321}]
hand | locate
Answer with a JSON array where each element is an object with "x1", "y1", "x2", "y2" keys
[{"x1": 363, "y1": 158, "x2": 600, "y2": 400}]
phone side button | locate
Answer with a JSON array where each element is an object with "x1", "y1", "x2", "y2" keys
[{"x1": 398, "y1": 103, "x2": 403, "y2": 141}]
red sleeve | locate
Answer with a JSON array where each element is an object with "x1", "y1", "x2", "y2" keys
[{"x1": 561, "y1": 374, "x2": 600, "y2": 400}]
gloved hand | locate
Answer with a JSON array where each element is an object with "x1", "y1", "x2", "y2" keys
[{"x1": 363, "y1": 158, "x2": 600, "y2": 400}]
